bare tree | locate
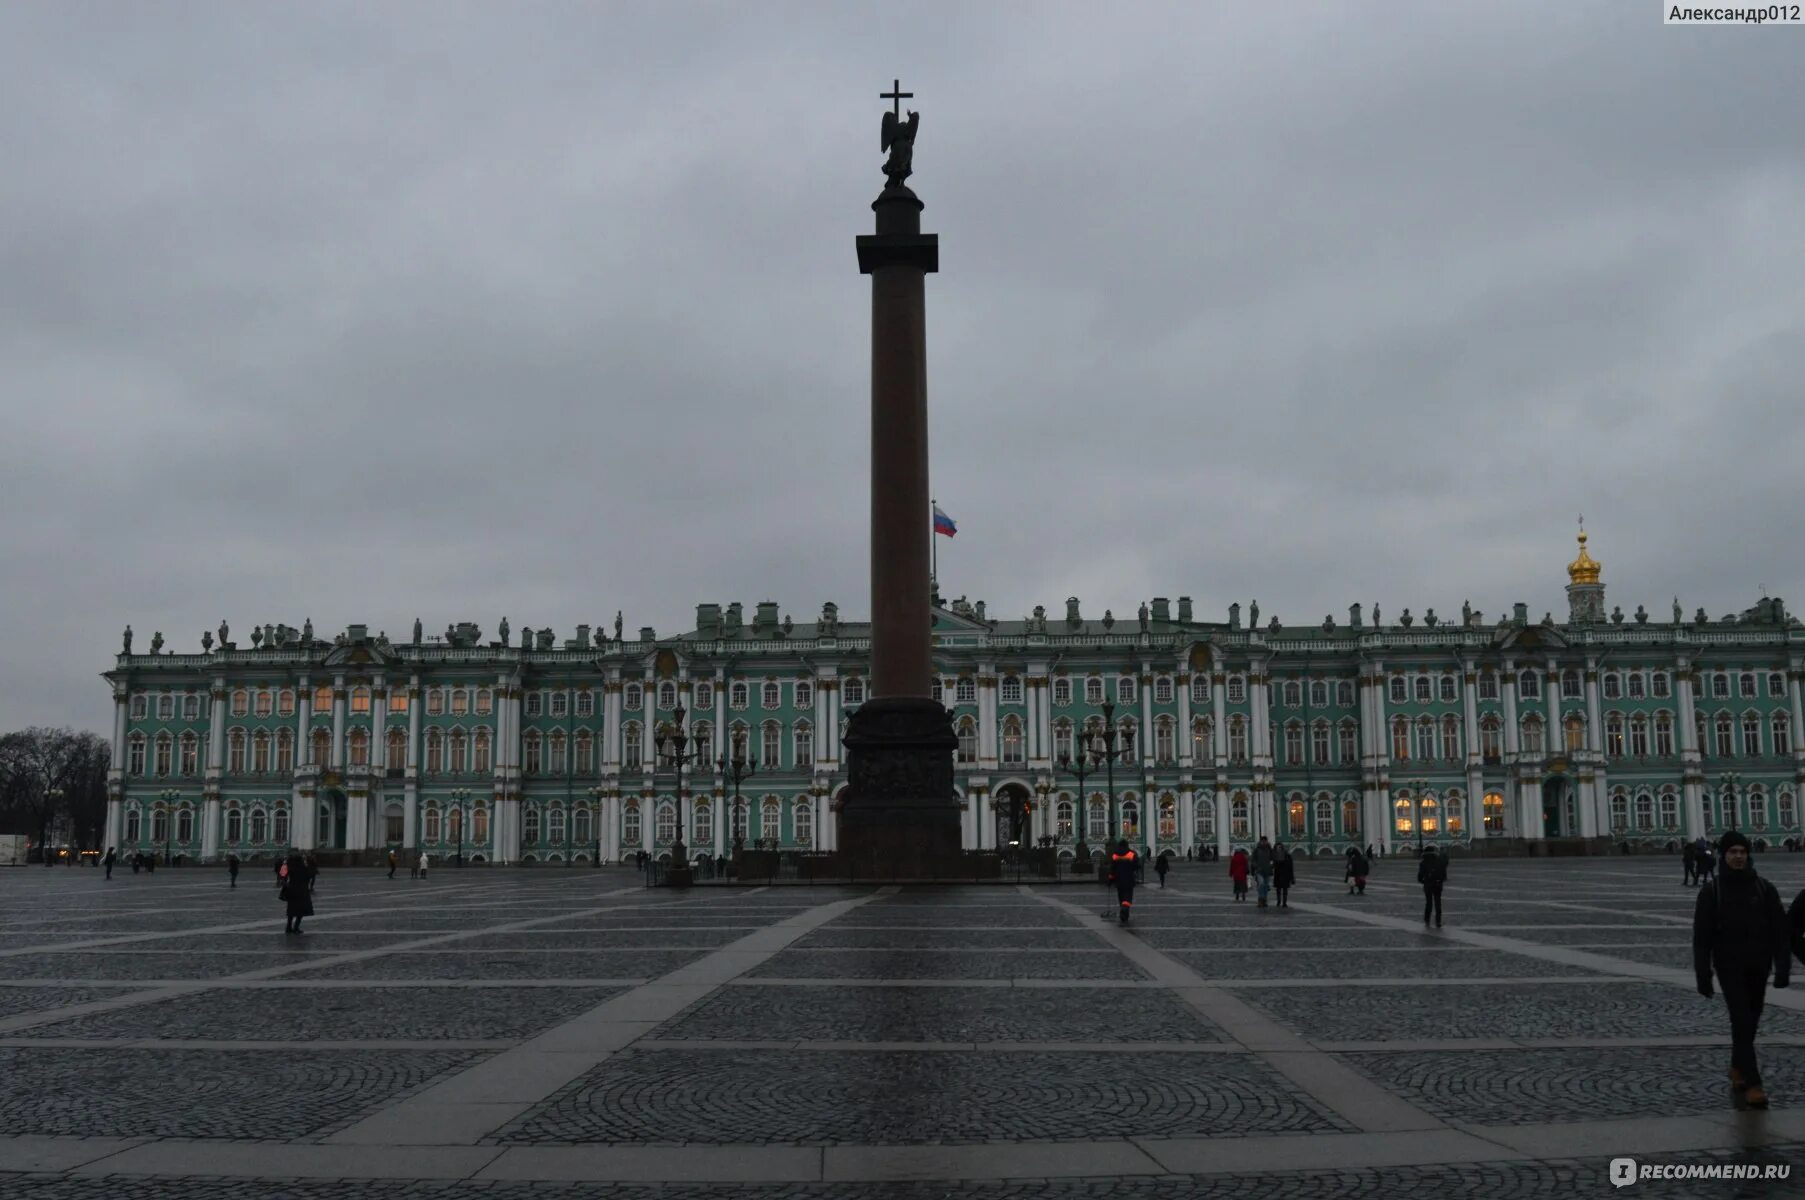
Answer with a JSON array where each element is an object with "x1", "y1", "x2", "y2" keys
[{"x1": 0, "y1": 727, "x2": 103, "y2": 850}]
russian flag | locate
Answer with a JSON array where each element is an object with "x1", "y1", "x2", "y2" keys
[{"x1": 932, "y1": 504, "x2": 957, "y2": 538}]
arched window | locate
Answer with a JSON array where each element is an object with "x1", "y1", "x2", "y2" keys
[
  {"x1": 1390, "y1": 676, "x2": 1407, "y2": 704},
  {"x1": 1192, "y1": 717, "x2": 1211, "y2": 763},
  {"x1": 1056, "y1": 795, "x2": 1075, "y2": 838},
  {"x1": 1610, "y1": 790, "x2": 1629, "y2": 833},
  {"x1": 1312, "y1": 721, "x2": 1330, "y2": 765},
  {"x1": 956, "y1": 718, "x2": 978, "y2": 764},
  {"x1": 761, "y1": 682, "x2": 781, "y2": 709},
  {"x1": 252, "y1": 730, "x2": 270, "y2": 773},
  {"x1": 1775, "y1": 713, "x2": 1793, "y2": 757},
  {"x1": 250, "y1": 808, "x2": 268, "y2": 843},
  {"x1": 1779, "y1": 789, "x2": 1798, "y2": 831},
  {"x1": 1342, "y1": 796, "x2": 1360, "y2": 837},
  {"x1": 1287, "y1": 795, "x2": 1306, "y2": 837},
  {"x1": 1194, "y1": 796, "x2": 1214, "y2": 838},
  {"x1": 1153, "y1": 676, "x2": 1171, "y2": 705},
  {"x1": 1085, "y1": 676, "x2": 1104, "y2": 704},
  {"x1": 1439, "y1": 674, "x2": 1458, "y2": 703},
  {"x1": 153, "y1": 734, "x2": 173, "y2": 778},
  {"x1": 226, "y1": 806, "x2": 243, "y2": 843},
  {"x1": 523, "y1": 807, "x2": 541, "y2": 845},
  {"x1": 1229, "y1": 716, "x2": 1247, "y2": 764},
  {"x1": 573, "y1": 806, "x2": 592, "y2": 846},
  {"x1": 523, "y1": 733, "x2": 541, "y2": 775},
  {"x1": 1602, "y1": 674, "x2": 1620, "y2": 700},
  {"x1": 1056, "y1": 719, "x2": 1075, "y2": 763},
  {"x1": 1392, "y1": 717, "x2": 1411, "y2": 761},
  {"x1": 795, "y1": 680, "x2": 813, "y2": 709},
  {"x1": 425, "y1": 729, "x2": 442, "y2": 774},
  {"x1": 1716, "y1": 714, "x2": 1735, "y2": 758},
  {"x1": 1284, "y1": 721, "x2": 1303, "y2": 766},
  {"x1": 761, "y1": 798, "x2": 782, "y2": 842},
  {"x1": 176, "y1": 808, "x2": 194, "y2": 844},
  {"x1": 1283, "y1": 680, "x2": 1302, "y2": 708},
  {"x1": 1561, "y1": 669, "x2": 1582, "y2": 698},
  {"x1": 761, "y1": 722, "x2": 783, "y2": 766},
  {"x1": 1743, "y1": 714, "x2": 1763, "y2": 758},
  {"x1": 1119, "y1": 797, "x2": 1140, "y2": 838},
  {"x1": 549, "y1": 730, "x2": 567, "y2": 774},
  {"x1": 129, "y1": 735, "x2": 146, "y2": 776},
  {"x1": 450, "y1": 688, "x2": 469, "y2": 716},
  {"x1": 1564, "y1": 715, "x2": 1586, "y2": 753},
  {"x1": 658, "y1": 681, "x2": 678, "y2": 710},
  {"x1": 1003, "y1": 717, "x2": 1026, "y2": 765},
  {"x1": 1659, "y1": 788, "x2": 1680, "y2": 831},
  {"x1": 126, "y1": 809, "x2": 142, "y2": 843},
  {"x1": 351, "y1": 686, "x2": 371, "y2": 714},
  {"x1": 474, "y1": 728, "x2": 491, "y2": 773},
  {"x1": 387, "y1": 729, "x2": 406, "y2": 771},
  {"x1": 622, "y1": 803, "x2": 641, "y2": 847},
  {"x1": 1419, "y1": 794, "x2": 1439, "y2": 835},
  {"x1": 1441, "y1": 715, "x2": 1461, "y2": 761},
  {"x1": 1749, "y1": 786, "x2": 1769, "y2": 831},
  {"x1": 254, "y1": 690, "x2": 272, "y2": 718},
  {"x1": 312, "y1": 728, "x2": 332, "y2": 768},
  {"x1": 1477, "y1": 671, "x2": 1498, "y2": 700},
  {"x1": 348, "y1": 728, "x2": 369, "y2": 766},
  {"x1": 690, "y1": 803, "x2": 709, "y2": 846},
  {"x1": 272, "y1": 806, "x2": 290, "y2": 844},
  {"x1": 576, "y1": 730, "x2": 595, "y2": 774},
  {"x1": 1604, "y1": 714, "x2": 1624, "y2": 758},
  {"x1": 1484, "y1": 791, "x2": 1505, "y2": 833},
  {"x1": 843, "y1": 676, "x2": 865, "y2": 705},
  {"x1": 1088, "y1": 796, "x2": 1109, "y2": 840},
  {"x1": 1519, "y1": 670, "x2": 1540, "y2": 699},
  {"x1": 1157, "y1": 794, "x2": 1177, "y2": 838},
  {"x1": 189, "y1": 693, "x2": 206, "y2": 720},
  {"x1": 550, "y1": 807, "x2": 568, "y2": 845},
  {"x1": 231, "y1": 689, "x2": 249, "y2": 717},
  {"x1": 623, "y1": 723, "x2": 642, "y2": 767},
  {"x1": 1338, "y1": 680, "x2": 1356, "y2": 706},
  {"x1": 1629, "y1": 714, "x2": 1649, "y2": 757},
  {"x1": 1115, "y1": 676, "x2": 1134, "y2": 705},
  {"x1": 1634, "y1": 792, "x2": 1655, "y2": 832},
  {"x1": 316, "y1": 685, "x2": 334, "y2": 713},
  {"x1": 1191, "y1": 676, "x2": 1210, "y2": 704},
  {"x1": 180, "y1": 733, "x2": 198, "y2": 776},
  {"x1": 624, "y1": 683, "x2": 643, "y2": 711},
  {"x1": 795, "y1": 801, "x2": 814, "y2": 847},
  {"x1": 1414, "y1": 676, "x2": 1432, "y2": 704},
  {"x1": 1339, "y1": 720, "x2": 1357, "y2": 764},
  {"x1": 1230, "y1": 793, "x2": 1250, "y2": 838},
  {"x1": 1314, "y1": 794, "x2": 1334, "y2": 838},
  {"x1": 729, "y1": 681, "x2": 749, "y2": 709},
  {"x1": 1520, "y1": 715, "x2": 1544, "y2": 755},
  {"x1": 475, "y1": 688, "x2": 493, "y2": 715},
  {"x1": 794, "y1": 721, "x2": 813, "y2": 768},
  {"x1": 1310, "y1": 680, "x2": 1328, "y2": 708},
  {"x1": 1394, "y1": 795, "x2": 1413, "y2": 835},
  {"x1": 1652, "y1": 671, "x2": 1671, "y2": 698},
  {"x1": 1227, "y1": 675, "x2": 1246, "y2": 703},
  {"x1": 1655, "y1": 711, "x2": 1675, "y2": 757},
  {"x1": 1740, "y1": 672, "x2": 1758, "y2": 699},
  {"x1": 226, "y1": 730, "x2": 244, "y2": 774},
  {"x1": 1480, "y1": 715, "x2": 1502, "y2": 763},
  {"x1": 471, "y1": 807, "x2": 488, "y2": 844},
  {"x1": 130, "y1": 695, "x2": 147, "y2": 720},
  {"x1": 1627, "y1": 672, "x2": 1646, "y2": 699}
]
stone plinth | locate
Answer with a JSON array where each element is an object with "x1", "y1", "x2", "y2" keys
[{"x1": 837, "y1": 698, "x2": 962, "y2": 878}]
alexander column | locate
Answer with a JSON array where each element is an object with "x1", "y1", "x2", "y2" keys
[{"x1": 838, "y1": 80, "x2": 962, "y2": 877}]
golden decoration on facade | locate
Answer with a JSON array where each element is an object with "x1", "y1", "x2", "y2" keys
[{"x1": 1567, "y1": 529, "x2": 1601, "y2": 585}]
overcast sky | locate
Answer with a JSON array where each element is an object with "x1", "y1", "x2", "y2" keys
[{"x1": 3, "y1": 3, "x2": 1800, "y2": 734}]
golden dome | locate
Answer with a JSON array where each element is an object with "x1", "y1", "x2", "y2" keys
[{"x1": 1567, "y1": 529, "x2": 1601, "y2": 586}]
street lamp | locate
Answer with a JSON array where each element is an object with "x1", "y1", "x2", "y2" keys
[
  {"x1": 718, "y1": 745, "x2": 759, "y2": 859},
  {"x1": 450, "y1": 787, "x2": 470, "y2": 866},
  {"x1": 158, "y1": 788, "x2": 179, "y2": 866},
  {"x1": 1721, "y1": 771, "x2": 1743, "y2": 835},
  {"x1": 587, "y1": 785, "x2": 606, "y2": 867},
  {"x1": 655, "y1": 705, "x2": 703, "y2": 869},
  {"x1": 1058, "y1": 701, "x2": 1133, "y2": 863},
  {"x1": 47, "y1": 786, "x2": 64, "y2": 865}
]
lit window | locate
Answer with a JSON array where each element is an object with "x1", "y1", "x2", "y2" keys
[{"x1": 351, "y1": 687, "x2": 371, "y2": 714}]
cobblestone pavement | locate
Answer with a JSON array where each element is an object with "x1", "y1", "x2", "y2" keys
[{"x1": 7, "y1": 859, "x2": 1805, "y2": 1197}]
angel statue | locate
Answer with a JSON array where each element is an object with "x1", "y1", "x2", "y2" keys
[{"x1": 882, "y1": 106, "x2": 919, "y2": 189}]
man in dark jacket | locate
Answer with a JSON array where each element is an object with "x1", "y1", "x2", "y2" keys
[
  {"x1": 1108, "y1": 840, "x2": 1138, "y2": 924},
  {"x1": 1418, "y1": 846, "x2": 1447, "y2": 927},
  {"x1": 1695, "y1": 831, "x2": 1788, "y2": 1109},
  {"x1": 1683, "y1": 839, "x2": 1699, "y2": 887},
  {"x1": 1346, "y1": 847, "x2": 1370, "y2": 895}
]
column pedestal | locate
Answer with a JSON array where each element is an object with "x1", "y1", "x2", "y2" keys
[{"x1": 838, "y1": 698, "x2": 963, "y2": 877}]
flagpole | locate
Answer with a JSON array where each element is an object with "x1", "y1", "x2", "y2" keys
[{"x1": 930, "y1": 496, "x2": 938, "y2": 588}]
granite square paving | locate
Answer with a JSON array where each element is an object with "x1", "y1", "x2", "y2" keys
[{"x1": 6, "y1": 857, "x2": 1805, "y2": 1198}]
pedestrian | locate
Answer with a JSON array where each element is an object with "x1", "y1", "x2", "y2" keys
[
  {"x1": 1697, "y1": 831, "x2": 1788, "y2": 1109},
  {"x1": 1251, "y1": 835, "x2": 1274, "y2": 909},
  {"x1": 130, "y1": 852, "x2": 141, "y2": 875},
  {"x1": 1155, "y1": 851, "x2": 1170, "y2": 888},
  {"x1": 1272, "y1": 842, "x2": 1295, "y2": 907},
  {"x1": 1346, "y1": 846, "x2": 1370, "y2": 895},
  {"x1": 1418, "y1": 845, "x2": 1447, "y2": 928},
  {"x1": 103, "y1": 847, "x2": 116, "y2": 880},
  {"x1": 387, "y1": 849, "x2": 397, "y2": 880},
  {"x1": 304, "y1": 852, "x2": 318, "y2": 893},
  {"x1": 1229, "y1": 847, "x2": 1250, "y2": 901},
  {"x1": 1366, "y1": 842, "x2": 1378, "y2": 863},
  {"x1": 1108, "y1": 839, "x2": 1138, "y2": 924},
  {"x1": 227, "y1": 854, "x2": 240, "y2": 889},
  {"x1": 280, "y1": 850, "x2": 314, "y2": 934},
  {"x1": 1683, "y1": 839, "x2": 1699, "y2": 887},
  {"x1": 417, "y1": 851, "x2": 429, "y2": 880},
  {"x1": 1699, "y1": 840, "x2": 1717, "y2": 884}
]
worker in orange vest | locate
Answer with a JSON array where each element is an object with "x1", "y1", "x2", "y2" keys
[{"x1": 1108, "y1": 839, "x2": 1139, "y2": 925}]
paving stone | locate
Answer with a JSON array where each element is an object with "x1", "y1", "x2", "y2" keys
[
  {"x1": 796, "y1": 927, "x2": 1101, "y2": 950},
  {"x1": 1339, "y1": 1045, "x2": 1805, "y2": 1124},
  {"x1": 1169, "y1": 948, "x2": 1594, "y2": 980},
  {"x1": 749, "y1": 949, "x2": 1147, "y2": 981},
  {"x1": 4, "y1": 953, "x2": 317, "y2": 980},
  {"x1": 0, "y1": 1046, "x2": 484, "y2": 1138},
  {"x1": 25, "y1": 986, "x2": 626, "y2": 1043},
  {"x1": 1138, "y1": 928, "x2": 1433, "y2": 950},
  {"x1": 0, "y1": 987, "x2": 135, "y2": 1019},
  {"x1": 496, "y1": 1048, "x2": 1349, "y2": 1144},
  {"x1": 287, "y1": 951, "x2": 701, "y2": 981},
  {"x1": 656, "y1": 983, "x2": 1226, "y2": 1043}
]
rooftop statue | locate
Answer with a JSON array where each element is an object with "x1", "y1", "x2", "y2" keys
[
  {"x1": 219, "y1": 619, "x2": 229, "y2": 646},
  {"x1": 881, "y1": 102, "x2": 919, "y2": 189},
  {"x1": 499, "y1": 617, "x2": 509, "y2": 645},
  {"x1": 413, "y1": 617, "x2": 423, "y2": 644},
  {"x1": 201, "y1": 630, "x2": 213, "y2": 652},
  {"x1": 122, "y1": 625, "x2": 132, "y2": 654},
  {"x1": 149, "y1": 631, "x2": 163, "y2": 654}
]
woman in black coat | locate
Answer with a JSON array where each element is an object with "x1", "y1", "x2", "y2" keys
[
  {"x1": 281, "y1": 852, "x2": 314, "y2": 933},
  {"x1": 1272, "y1": 842, "x2": 1296, "y2": 907}
]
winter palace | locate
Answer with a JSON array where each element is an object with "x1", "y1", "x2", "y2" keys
[{"x1": 103, "y1": 534, "x2": 1805, "y2": 864}]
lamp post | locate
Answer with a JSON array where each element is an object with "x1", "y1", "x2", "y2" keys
[
  {"x1": 158, "y1": 788, "x2": 178, "y2": 866},
  {"x1": 1413, "y1": 776, "x2": 1429, "y2": 854},
  {"x1": 655, "y1": 705, "x2": 704, "y2": 871},
  {"x1": 47, "y1": 786, "x2": 64, "y2": 864},
  {"x1": 450, "y1": 787, "x2": 470, "y2": 866},
  {"x1": 1056, "y1": 741, "x2": 1101, "y2": 863},
  {"x1": 587, "y1": 785, "x2": 605, "y2": 867},
  {"x1": 718, "y1": 746, "x2": 759, "y2": 859},
  {"x1": 1721, "y1": 771, "x2": 1742, "y2": 834},
  {"x1": 1090, "y1": 701, "x2": 1134, "y2": 845}
]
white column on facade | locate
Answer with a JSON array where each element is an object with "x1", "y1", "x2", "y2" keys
[
  {"x1": 1544, "y1": 659, "x2": 1562, "y2": 757},
  {"x1": 1180, "y1": 786, "x2": 1195, "y2": 853},
  {"x1": 1787, "y1": 664, "x2": 1803, "y2": 766},
  {"x1": 1211, "y1": 663, "x2": 1228, "y2": 763},
  {"x1": 1502, "y1": 662, "x2": 1521, "y2": 755},
  {"x1": 1176, "y1": 666, "x2": 1193, "y2": 768},
  {"x1": 370, "y1": 685, "x2": 387, "y2": 767},
  {"x1": 112, "y1": 693, "x2": 128, "y2": 771},
  {"x1": 815, "y1": 671, "x2": 829, "y2": 766},
  {"x1": 1582, "y1": 659, "x2": 1604, "y2": 837},
  {"x1": 1024, "y1": 677, "x2": 1039, "y2": 763},
  {"x1": 604, "y1": 674, "x2": 622, "y2": 768},
  {"x1": 293, "y1": 784, "x2": 315, "y2": 851},
  {"x1": 1215, "y1": 784, "x2": 1230, "y2": 856},
  {"x1": 407, "y1": 678, "x2": 422, "y2": 772},
  {"x1": 297, "y1": 678, "x2": 312, "y2": 763},
  {"x1": 208, "y1": 680, "x2": 227, "y2": 771},
  {"x1": 1461, "y1": 661, "x2": 1480, "y2": 766},
  {"x1": 1141, "y1": 662, "x2": 1155, "y2": 764},
  {"x1": 978, "y1": 669, "x2": 998, "y2": 764},
  {"x1": 642, "y1": 787, "x2": 655, "y2": 855},
  {"x1": 714, "y1": 668, "x2": 728, "y2": 763},
  {"x1": 201, "y1": 796, "x2": 221, "y2": 862},
  {"x1": 107, "y1": 797, "x2": 124, "y2": 852},
  {"x1": 331, "y1": 675, "x2": 347, "y2": 769}
]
